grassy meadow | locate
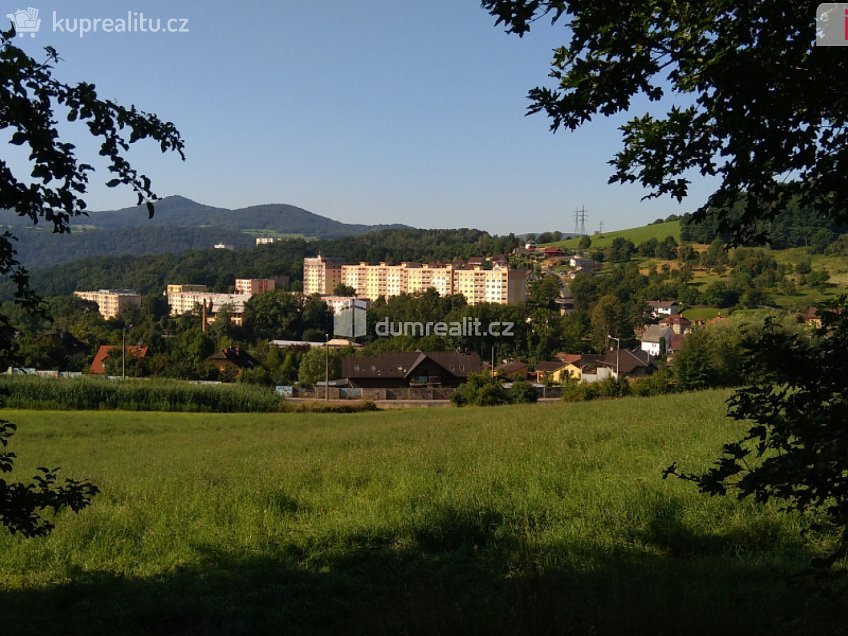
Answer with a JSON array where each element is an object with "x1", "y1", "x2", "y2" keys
[
  {"x1": 0, "y1": 392, "x2": 843, "y2": 634},
  {"x1": 551, "y1": 220, "x2": 682, "y2": 249}
]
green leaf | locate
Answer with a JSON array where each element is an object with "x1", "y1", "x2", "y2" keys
[
  {"x1": 146, "y1": 201, "x2": 155, "y2": 219},
  {"x1": 105, "y1": 179, "x2": 121, "y2": 188}
]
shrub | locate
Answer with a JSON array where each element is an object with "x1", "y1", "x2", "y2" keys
[
  {"x1": 596, "y1": 376, "x2": 631, "y2": 398},
  {"x1": 451, "y1": 373, "x2": 509, "y2": 407},
  {"x1": 631, "y1": 368, "x2": 676, "y2": 397},
  {"x1": 509, "y1": 380, "x2": 538, "y2": 404}
]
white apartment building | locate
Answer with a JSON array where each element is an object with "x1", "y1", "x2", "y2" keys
[
  {"x1": 321, "y1": 296, "x2": 371, "y2": 315},
  {"x1": 166, "y1": 290, "x2": 252, "y2": 325},
  {"x1": 73, "y1": 289, "x2": 142, "y2": 319},
  {"x1": 304, "y1": 258, "x2": 527, "y2": 305}
]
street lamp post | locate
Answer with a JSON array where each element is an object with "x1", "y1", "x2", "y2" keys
[
  {"x1": 608, "y1": 335, "x2": 621, "y2": 379},
  {"x1": 324, "y1": 332, "x2": 329, "y2": 401}
]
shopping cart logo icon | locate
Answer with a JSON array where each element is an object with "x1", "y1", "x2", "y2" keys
[
  {"x1": 7, "y1": 7, "x2": 41, "y2": 37},
  {"x1": 817, "y1": 3, "x2": 848, "y2": 46}
]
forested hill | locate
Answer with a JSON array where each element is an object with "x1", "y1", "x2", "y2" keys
[
  {"x1": 24, "y1": 228, "x2": 520, "y2": 298},
  {"x1": 80, "y1": 196, "x2": 413, "y2": 237},
  {"x1": 2, "y1": 196, "x2": 415, "y2": 268}
]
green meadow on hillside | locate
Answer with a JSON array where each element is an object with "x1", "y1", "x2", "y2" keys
[
  {"x1": 0, "y1": 394, "x2": 843, "y2": 634},
  {"x1": 550, "y1": 220, "x2": 682, "y2": 249}
]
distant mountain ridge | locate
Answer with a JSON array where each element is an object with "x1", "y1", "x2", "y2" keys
[
  {"x1": 83, "y1": 195, "x2": 413, "y2": 238},
  {"x1": 2, "y1": 195, "x2": 415, "y2": 268}
]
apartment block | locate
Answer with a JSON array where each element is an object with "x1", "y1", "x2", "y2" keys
[
  {"x1": 304, "y1": 258, "x2": 527, "y2": 305},
  {"x1": 322, "y1": 295, "x2": 372, "y2": 315},
  {"x1": 74, "y1": 289, "x2": 142, "y2": 319},
  {"x1": 166, "y1": 284, "x2": 208, "y2": 295},
  {"x1": 303, "y1": 255, "x2": 345, "y2": 295},
  {"x1": 166, "y1": 290, "x2": 252, "y2": 325},
  {"x1": 235, "y1": 278, "x2": 278, "y2": 295}
]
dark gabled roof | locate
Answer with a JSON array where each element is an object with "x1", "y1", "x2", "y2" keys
[
  {"x1": 535, "y1": 360, "x2": 568, "y2": 373},
  {"x1": 206, "y1": 347, "x2": 260, "y2": 369},
  {"x1": 647, "y1": 300, "x2": 678, "y2": 308},
  {"x1": 496, "y1": 360, "x2": 529, "y2": 375},
  {"x1": 602, "y1": 349, "x2": 655, "y2": 374},
  {"x1": 342, "y1": 352, "x2": 481, "y2": 379},
  {"x1": 669, "y1": 333, "x2": 687, "y2": 351},
  {"x1": 659, "y1": 314, "x2": 692, "y2": 326},
  {"x1": 48, "y1": 331, "x2": 87, "y2": 355}
]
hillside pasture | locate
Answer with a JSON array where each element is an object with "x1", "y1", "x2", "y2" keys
[{"x1": 551, "y1": 220, "x2": 681, "y2": 249}]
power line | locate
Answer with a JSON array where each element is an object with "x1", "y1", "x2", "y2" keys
[{"x1": 573, "y1": 205, "x2": 588, "y2": 237}]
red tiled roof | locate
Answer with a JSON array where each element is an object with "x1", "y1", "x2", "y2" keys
[{"x1": 90, "y1": 345, "x2": 148, "y2": 375}]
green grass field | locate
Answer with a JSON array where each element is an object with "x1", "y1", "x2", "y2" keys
[
  {"x1": 0, "y1": 394, "x2": 843, "y2": 634},
  {"x1": 551, "y1": 220, "x2": 681, "y2": 249}
]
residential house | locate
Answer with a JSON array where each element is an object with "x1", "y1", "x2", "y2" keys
[
  {"x1": 603, "y1": 349, "x2": 656, "y2": 378},
  {"x1": 341, "y1": 352, "x2": 481, "y2": 388},
  {"x1": 534, "y1": 360, "x2": 570, "y2": 384},
  {"x1": 659, "y1": 314, "x2": 693, "y2": 335},
  {"x1": 206, "y1": 347, "x2": 260, "y2": 376},
  {"x1": 668, "y1": 333, "x2": 687, "y2": 355},
  {"x1": 90, "y1": 345, "x2": 148, "y2": 375},
  {"x1": 640, "y1": 324, "x2": 673, "y2": 357},
  {"x1": 495, "y1": 360, "x2": 529, "y2": 380},
  {"x1": 42, "y1": 331, "x2": 87, "y2": 367},
  {"x1": 647, "y1": 300, "x2": 681, "y2": 318}
]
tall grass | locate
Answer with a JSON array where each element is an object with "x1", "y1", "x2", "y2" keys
[
  {"x1": 0, "y1": 375, "x2": 282, "y2": 412},
  {"x1": 0, "y1": 391, "x2": 842, "y2": 634}
]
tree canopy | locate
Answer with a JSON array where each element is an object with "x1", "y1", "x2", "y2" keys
[
  {"x1": 0, "y1": 26, "x2": 184, "y2": 536},
  {"x1": 483, "y1": 1, "x2": 848, "y2": 241}
]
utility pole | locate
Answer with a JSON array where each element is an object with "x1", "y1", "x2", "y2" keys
[
  {"x1": 121, "y1": 323, "x2": 133, "y2": 380},
  {"x1": 324, "y1": 332, "x2": 330, "y2": 401}
]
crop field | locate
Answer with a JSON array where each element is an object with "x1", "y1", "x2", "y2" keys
[{"x1": 0, "y1": 393, "x2": 843, "y2": 634}]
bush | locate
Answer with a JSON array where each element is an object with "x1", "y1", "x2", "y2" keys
[
  {"x1": 509, "y1": 380, "x2": 538, "y2": 404},
  {"x1": 451, "y1": 373, "x2": 509, "y2": 407},
  {"x1": 0, "y1": 376, "x2": 282, "y2": 412},
  {"x1": 596, "y1": 376, "x2": 631, "y2": 398},
  {"x1": 631, "y1": 368, "x2": 676, "y2": 397},
  {"x1": 560, "y1": 380, "x2": 600, "y2": 402}
]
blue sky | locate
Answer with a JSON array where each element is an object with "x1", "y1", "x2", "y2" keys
[{"x1": 7, "y1": 1, "x2": 717, "y2": 234}]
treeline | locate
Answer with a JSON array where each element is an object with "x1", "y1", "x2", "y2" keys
[
  {"x1": 22, "y1": 228, "x2": 520, "y2": 298},
  {"x1": 680, "y1": 200, "x2": 846, "y2": 249},
  {"x1": 12, "y1": 225, "x2": 255, "y2": 269}
]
